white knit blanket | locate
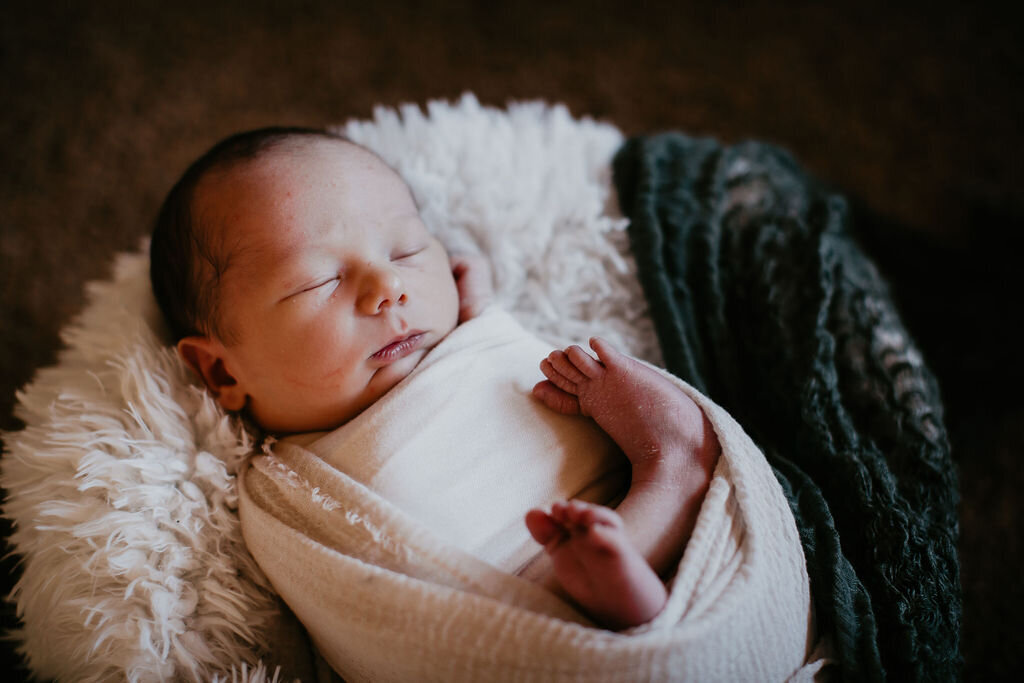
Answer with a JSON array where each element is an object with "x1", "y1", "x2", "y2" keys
[{"x1": 240, "y1": 308, "x2": 819, "y2": 681}]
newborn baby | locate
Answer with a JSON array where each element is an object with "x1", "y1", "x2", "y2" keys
[{"x1": 150, "y1": 127, "x2": 719, "y2": 631}]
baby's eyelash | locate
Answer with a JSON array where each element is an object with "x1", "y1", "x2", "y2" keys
[
  {"x1": 392, "y1": 245, "x2": 427, "y2": 261},
  {"x1": 298, "y1": 276, "x2": 339, "y2": 295}
]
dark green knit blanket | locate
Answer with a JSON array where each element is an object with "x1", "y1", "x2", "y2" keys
[{"x1": 613, "y1": 134, "x2": 960, "y2": 682}]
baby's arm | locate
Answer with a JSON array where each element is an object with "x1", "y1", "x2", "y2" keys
[
  {"x1": 526, "y1": 339, "x2": 720, "y2": 627},
  {"x1": 449, "y1": 251, "x2": 493, "y2": 322},
  {"x1": 536, "y1": 338, "x2": 719, "y2": 573}
]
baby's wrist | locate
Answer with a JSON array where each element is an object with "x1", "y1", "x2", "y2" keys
[
  {"x1": 640, "y1": 404, "x2": 719, "y2": 481},
  {"x1": 631, "y1": 450, "x2": 705, "y2": 498}
]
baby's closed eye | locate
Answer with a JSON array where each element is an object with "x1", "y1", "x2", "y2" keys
[
  {"x1": 284, "y1": 275, "x2": 341, "y2": 300},
  {"x1": 391, "y1": 244, "x2": 428, "y2": 262}
]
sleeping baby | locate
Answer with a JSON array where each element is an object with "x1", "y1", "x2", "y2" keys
[{"x1": 149, "y1": 127, "x2": 720, "y2": 633}]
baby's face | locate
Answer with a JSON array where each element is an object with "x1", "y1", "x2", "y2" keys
[{"x1": 195, "y1": 139, "x2": 459, "y2": 433}]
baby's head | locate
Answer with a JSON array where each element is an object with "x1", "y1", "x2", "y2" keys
[{"x1": 151, "y1": 128, "x2": 459, "y2": 433}]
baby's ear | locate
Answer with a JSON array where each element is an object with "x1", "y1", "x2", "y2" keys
[{"x1": 177, "y1": 336, "x2": 248, "y2": 412}]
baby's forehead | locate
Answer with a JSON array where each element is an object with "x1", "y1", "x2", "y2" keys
[
  {"x1": 210, "y1": 137, "x2": 360, "y2": 186},
  {"x1": 200, "y1": 138, "x2": 395, "y2": 206},
  {"x1": 192, "y1": 138, "x2": 416, "y2": 264}
]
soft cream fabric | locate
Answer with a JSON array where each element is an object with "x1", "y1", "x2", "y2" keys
[
  {"x1": 239, "y1": 310, "x2": 822, "y2": 682},
  {"x1": 281, "y1": 307, "x2": 628, "y2": 573}
]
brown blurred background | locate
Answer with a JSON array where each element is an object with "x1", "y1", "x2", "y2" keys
[{"x1": 2, "y1": 1, "x2": 1021, "y2": 679}]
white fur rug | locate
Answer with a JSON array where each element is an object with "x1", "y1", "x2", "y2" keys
[{"x1": 1, "y1": 94, "x2": 659, "y2": 682}]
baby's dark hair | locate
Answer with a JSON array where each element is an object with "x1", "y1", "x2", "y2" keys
[{"x1": 150, "y1": 126, "x2": 347, "y2": 342}]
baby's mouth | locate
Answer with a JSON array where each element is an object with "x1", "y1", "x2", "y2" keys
[{"x1": 370, "y1": 331, "x2": 426, "y2": 363}]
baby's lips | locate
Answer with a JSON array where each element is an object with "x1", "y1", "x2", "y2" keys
[{"x1": 370, "y1": 331, "x2": 426, "y2": 363}]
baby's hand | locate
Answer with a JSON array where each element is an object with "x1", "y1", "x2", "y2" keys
[
  {"x1": 534, "y1": 338, "x2": 719, "y2": 485},
  {"x1": 450, "y1": 251, "x2": 494, "y2": 322}
]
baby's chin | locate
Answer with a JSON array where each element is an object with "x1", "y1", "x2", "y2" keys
[
  {"x1": 256, "y1": 343, "x2": 438, "y2": 434},
  {"x1": 362, "y1": 347, "x2": 430, "y2": 405},
  {"x1": 285, "y1": 349, "x2": 429, "y2": 433}
]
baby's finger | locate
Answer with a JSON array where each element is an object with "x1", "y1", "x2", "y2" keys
[
  {"x1": 589, "y1": 337, "x2": 625, "y2": 366},
  {"x1": 547, "y1": 350, "x2": 587, "y2": 386},
  {"x1": 525, "y1": 508, "x2": 562, "y2": 545},
  {"x1": 451, "y1": 252, "x2": 494, "y2": 322},
  {"x1": 566, "y1": 344, "x2": 603, "y2": 378},
  {"x1": 563, "y1": 499, "x2": 621, "y2": 529},
  {"x1": 583, "y1": 520, "x2": 621, "y2": 554},
  {"x1": 458, "y1": 299, "x2": 485, "y2": 323},
  {"x1": 532, "y1": 380, "x2": 582, "y2": 416},
  {"x1": 540, "y1": 356, "x2": 579, "y2": 393},
  {"x1": 546, "y1": 502, "x2": 564, "y2": 529}
]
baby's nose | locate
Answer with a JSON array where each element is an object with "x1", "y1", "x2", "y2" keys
[{"x1": 356, "y1": 265, "x2": 407, "y2": 314}]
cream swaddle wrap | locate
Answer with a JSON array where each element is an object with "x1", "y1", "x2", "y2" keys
[
  {"x1": 239, "y1": 308, "x2": 822, "y2": 682},
  {"x1": 277, "y1": 307, "x2": 628, "y2": 573}
]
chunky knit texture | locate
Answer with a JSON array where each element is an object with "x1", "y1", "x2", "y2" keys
[{"x1": 613, "y1": 133, "x2": 961, "y2": 682}]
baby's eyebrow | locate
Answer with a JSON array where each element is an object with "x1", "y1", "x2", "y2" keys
[{"x1": 214, "y1": 239, "x2": 292, "y2": 297}]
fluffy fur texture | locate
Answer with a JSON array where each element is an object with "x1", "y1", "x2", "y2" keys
[{"x1": 1, "y1": 95, "x2": 657, "y2": 681}]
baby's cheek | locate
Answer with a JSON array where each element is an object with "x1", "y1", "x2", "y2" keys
[
  {"x1": 270, "y1": 334, "x2": 340, "y2": 380},
  {"x1": 284, "y1": 323, "x2": 351, "y2": 367}
]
